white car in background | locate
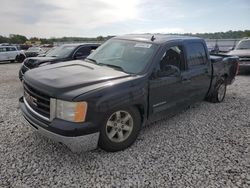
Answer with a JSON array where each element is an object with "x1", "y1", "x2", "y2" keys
[
  {"x1": 228, "y1": 38, "x2": 250, "y2": 74},
  {"x1": 0, "y1": 46, "x2": 26, "y2": 63}
]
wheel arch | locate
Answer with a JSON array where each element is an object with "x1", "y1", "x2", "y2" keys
[{"x1": 133, "y1": 104, "x2": 147, "y2": 125}]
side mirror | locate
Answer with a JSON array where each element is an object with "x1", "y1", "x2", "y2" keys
[
  {"x1": 74, "y1": 51, "x2": 84, "y2": 59},
  {"x1": 158, "y1": 65, "x2": 180, "y2": 77}
]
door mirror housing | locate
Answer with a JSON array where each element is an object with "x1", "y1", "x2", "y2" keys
[{"x1": 157, "y1": 65, "x2": 181, "y2": 77}]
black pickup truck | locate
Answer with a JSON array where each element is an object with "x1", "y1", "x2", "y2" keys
[
  {"x1": 19, "y1": 43, "x2": 100, "y2": 80},
  {"x1": 19, "y1": 34, "x2": 239, "y2": 152}
]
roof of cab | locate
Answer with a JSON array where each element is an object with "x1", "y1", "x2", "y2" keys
[
  {"x1": 114, "y1": 34, "x2": 201, "y2": 44},
  {"x1": 61, "y1": 43, "x2": 100, "y2": 47}
]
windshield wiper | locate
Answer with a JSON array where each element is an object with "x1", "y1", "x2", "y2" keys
[
  {"x1": 98, "y1": 63, "x2": 127, "y2": 73},
  {"x1": 85, "y1": 58, "x2": 97, "y2": 64}
]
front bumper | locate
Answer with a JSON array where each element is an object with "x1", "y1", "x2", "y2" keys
[{"x1": 19, "y1": 97, "x2": 100, "y2": 153}]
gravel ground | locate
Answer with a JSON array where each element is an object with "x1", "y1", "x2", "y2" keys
[{"x1": 0, "y1": 63, "x2": 249, "y2": 188}]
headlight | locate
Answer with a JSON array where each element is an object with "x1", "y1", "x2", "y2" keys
[{"x1": 55, "y1": 100, "x2": 88, "y2": 122}]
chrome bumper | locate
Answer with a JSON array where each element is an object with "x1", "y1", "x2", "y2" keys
[{"x1": 22, "y1": 117, "x2": 100, "y2": 153}]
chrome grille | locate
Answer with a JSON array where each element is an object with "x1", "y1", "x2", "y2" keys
[{"x1": 23, "y1": 82, "x2": 50, "y2": 119}]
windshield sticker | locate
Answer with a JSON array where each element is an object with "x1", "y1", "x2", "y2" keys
[{"x1": 134, "y1": 43, "x2": 152, "y2": 48}]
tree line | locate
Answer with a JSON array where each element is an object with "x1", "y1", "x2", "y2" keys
[{"x1": 1, "y1": 30, "x2": 250, "y2": 45}]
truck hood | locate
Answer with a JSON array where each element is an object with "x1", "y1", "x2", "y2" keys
[
  {"x1": 24, "y1": 57, "x2": 57, "y2": 68},
  {"x1": 24, "y1": 60, "x2": 131, "y2": 99},
  {"x1": 227, "y1": 49, "x2": 250, "y2": 57}
]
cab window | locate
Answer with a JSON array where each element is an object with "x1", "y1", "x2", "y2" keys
[
  {"x1": 76, "y1": 46, "x2": 91, "y2": 56},
  {"x1": 186, "y1": 43, "x2": 207, "y2": 67},
  {"x1": 160, "y1": 45, "x2": 184, "y2": 72},
  {"x1": 0, "y1": 47, "x2": 7, "y2": 52}
]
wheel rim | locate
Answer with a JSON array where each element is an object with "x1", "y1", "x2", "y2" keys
[
  {"x1": 218, "y1": 83, "x2": 226, "y2": 101},
  {"x1": 106, "y1": 111, "x2": 133, "y2": 143}
]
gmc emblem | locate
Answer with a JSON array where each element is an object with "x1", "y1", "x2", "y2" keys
[{"x1": 24, "y1": 91, "x2": 37, "y2": 106}]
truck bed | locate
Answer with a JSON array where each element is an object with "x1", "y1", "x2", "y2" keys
[{"x1": 209, "y1": 54, "x2": 239, "y2": 92}]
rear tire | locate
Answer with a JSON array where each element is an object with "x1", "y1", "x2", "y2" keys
[
  {"x1": 98, "y1": 107, "x2": 141, "y2": 152},
  {"x1": 209, "y1": 78, "x2": 227, "y2": 103}
]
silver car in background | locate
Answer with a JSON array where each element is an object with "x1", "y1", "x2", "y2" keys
[{"x1": 228, "y1": 38, "x2": 250, "y2": 74}]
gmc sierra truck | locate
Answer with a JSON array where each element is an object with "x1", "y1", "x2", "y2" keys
[{"x1": 19, "y1": 35, "x2": 239, "y2": 153}]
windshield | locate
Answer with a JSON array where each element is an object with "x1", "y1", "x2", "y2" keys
[
  {"x1": 236, "y1": 40, "x2": 250, "y2": 50},
  {"x1": 46, "y1": 45, "x2": 75, "y2": 58},
  {"x1": 86, "y1": 39, "x2": 157, "y2": 74}
]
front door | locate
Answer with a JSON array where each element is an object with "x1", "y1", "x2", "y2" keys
[{"x1": 149, "y1": 44, "x2": 192, "y2": 116}]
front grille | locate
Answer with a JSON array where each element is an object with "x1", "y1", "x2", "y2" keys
[
  {"x1": 23, "y1": 82, "x2": 50, "y2": 119},
  {"x1": 24, "y1": 59, "x2": 37, "y2": 69}
]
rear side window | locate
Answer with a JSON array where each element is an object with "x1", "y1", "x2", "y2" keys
[
  {"x1": 186, "y1": 43, "x2": 207, "y2": 67},
  {"x1": 0, "y1": 47, "x2": 7, "y2": 52},
  {"x1": 160, "y1": 45, "x2": 184, "y2": 71},
  {"x1": 6, "y1": 47, "x2": 16, "y2": 51}
]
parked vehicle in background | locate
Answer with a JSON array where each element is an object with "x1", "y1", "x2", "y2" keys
[
  {"x1": 19, "y1": 43, "x2": 100, "y2": 80},
  {"x1": 0, "y1": 46, "x2": 26, "y2": 63},
  {"x1": 227, "y1": 38, "x2": 250, "y2": 74},
  {"x1": 20, "y1": 34, "x2": 239, "y2": 153},
  {"x1": 37, "y1": 46, "x2": 57, "y2": 57},
  {"x1": 25, "y1": 47, "x2": 45, "y2": 58},
  {"x1": 205, "y1": 39, "x2": 239, "y2": 53}
]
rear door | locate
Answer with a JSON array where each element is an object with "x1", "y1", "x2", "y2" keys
[{"x1": 182, "y1": 42, "x2": 211, "y2": 101}]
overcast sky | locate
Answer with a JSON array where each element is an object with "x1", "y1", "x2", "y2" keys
[{"x1": 0, "y1": 0, "x2": 249, "y2": 38}]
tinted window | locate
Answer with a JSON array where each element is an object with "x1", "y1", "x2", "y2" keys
[
  {"x1": 6, "y1": 47, "x2": 16, "y2": 51},
  {"x1": 186, "y1": 43, "x2": 207, "y2": 67},
  {"x1": 0, "y1": 47, "x2": 7, "y2": 52},
  {"x1": 76, "y1": 46, "x2": 91, "y2": 56},
  {"x1": 160, "y1": 46, "x2": 184, "y2": 71}
]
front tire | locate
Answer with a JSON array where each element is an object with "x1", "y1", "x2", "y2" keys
[{"x1": 98, "y1": 107, "x2": 141, "y2": 152}]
